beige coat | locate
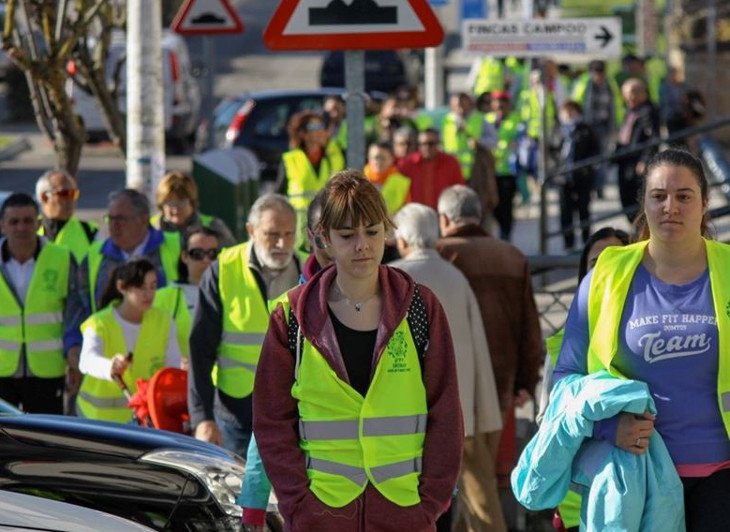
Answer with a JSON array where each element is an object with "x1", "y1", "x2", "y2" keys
[{"x1": 392, "y1": 249, "x2": 502, "y2": 437}]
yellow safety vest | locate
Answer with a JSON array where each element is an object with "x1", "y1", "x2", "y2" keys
[
  {"x1": 283, "y1": 141, "x2": 345, "y2": 212},
  {"x1": 38, "y1": 217, "x2": 97, "y2": 263},
  {"x1": 217, "y1": 242, "x2": 271, "y2": 398},
  {"x1": 153, "y1": 285, "x2": 191, "y2": 358},
  {"x1": 76, "y1": 305, "x2": 171, "y2": 423},
  {"x1": 442, "y1": 112, "x2": 485, "y2": 180},
  {"x1": 280, "y1": 298, "x2": 428, "y2": 508},
  {"x1": 87, "y1": 231, "x2": 181, "y2": 312},
  {"x1": 474, "y1": 57, "x2": 505, "y2": 96},
  {"x1": 521, "y1": 88, "x2": 556, "y2": 139},
  {"x1": 586, "y1": 239, "x2": 730, "y2": 438},
  {"x1": 486, "y1": 111, "x2": 521, "y2": 175},
  {"x1": 380, "y1": 174, "x2": 411, "y2": 214},
  {"x1": 570, "y1": 72, "x2": 625, "y2": 128},
  {"x1": 0, "y1": 243, "x2": 70, "y2": 378}
]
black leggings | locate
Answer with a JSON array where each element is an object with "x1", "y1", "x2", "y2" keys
[{"x1": 682, "y1": 469, "x2": 730, "y2": 531}]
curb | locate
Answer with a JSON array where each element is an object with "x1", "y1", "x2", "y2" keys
[{"x1": 0, "y1": 137, "x2": 31, "y2": 162}]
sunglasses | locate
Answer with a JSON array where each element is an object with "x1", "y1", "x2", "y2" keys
[
  {"x1": 419, "y1": 141, "x2": 438, "y2": 147},
  {"x1": 45, "y1": 188, "x2": 79, "y2": 200},
  {"x1": 187, "y1": 247, "x2": 220, "y2": 261},
  {"x1": 305, "y1": 122, "x2": 325, "y2": 132}
]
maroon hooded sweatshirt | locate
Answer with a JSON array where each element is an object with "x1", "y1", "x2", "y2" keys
[{"x1": 253, "y1": 265, "x2": 463, "y2": 532}]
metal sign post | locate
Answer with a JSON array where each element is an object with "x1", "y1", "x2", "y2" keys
[
  {"x1": 537, "y1": 71, "x2": 548, "y2": 256},
  {"x1": 345, "y1": 51, "x2": 366, "y2": 170},
  {"x1": 203, "y1": 36, "x2": 216, "y2": 121}
]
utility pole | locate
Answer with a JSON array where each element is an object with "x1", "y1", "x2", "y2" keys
[
  {"x1": 345, "y1": 50, "x2": 366, "y2": 170},
  {"x1": 126, "y1": 0, "x2": 165, "y2": 200}
]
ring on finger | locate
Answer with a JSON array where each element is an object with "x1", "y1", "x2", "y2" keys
[{"x1": 635, "y1": 437, "x2": 642, "y2": 447}]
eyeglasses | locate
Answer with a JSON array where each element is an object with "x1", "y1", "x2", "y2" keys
[
  {"x1": 104, "y1": 214, "x2": 139, "y2": 224},
  {"x1": 187, "y1": 247, "x2": 220, "y2": 261},
  {"x1": 305, "y1": 122, "x2": 325, "y2": 132},
  {"x1": 44, "y1": 188, "x2": 79, "y2": 201}
]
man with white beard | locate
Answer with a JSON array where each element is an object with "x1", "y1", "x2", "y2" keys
[{"x1": 188, "y1": 194, "x2": 300, "y2": 456}]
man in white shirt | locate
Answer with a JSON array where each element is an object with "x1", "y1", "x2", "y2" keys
[{"x1": 0, "y1": 193, "x2": 87, "y2": 414}]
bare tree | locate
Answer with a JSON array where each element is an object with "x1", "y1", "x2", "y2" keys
[{"x1": 1, "y1": 0, "x2": 125, "y2": 175}]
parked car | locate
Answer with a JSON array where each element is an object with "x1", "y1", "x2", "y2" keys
[
  {"x1": 0, "y1": 489, "x2": 155, "y2": 532},
  {"x1": 0, "y1": 398, "x2": 244, "y2": 531},
  {"x1": 197, "y1": 88, "x2": 346, "y2": 183},
  {"x1": 319, "y1": 50, "x2": 408, "y2": 93},
  {"x1": 67, "y1": 30, "x2": 201, "y2": 149}
]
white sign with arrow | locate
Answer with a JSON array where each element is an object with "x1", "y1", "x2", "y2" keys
[{"x1": 462, "y1": 17, "x2": 622, "y2": 59}]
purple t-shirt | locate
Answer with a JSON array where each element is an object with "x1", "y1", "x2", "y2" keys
[{"x1": 554, "y1": 264, "x2": 730, "y2": 467}]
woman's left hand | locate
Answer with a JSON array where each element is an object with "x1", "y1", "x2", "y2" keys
[{"x1": 615, "y1": 411, "x2": 655, "y2": 455}]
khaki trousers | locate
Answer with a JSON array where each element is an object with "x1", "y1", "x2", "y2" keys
[{"x1": 453, "y1": 432, "x2": 507, "y2": 532}]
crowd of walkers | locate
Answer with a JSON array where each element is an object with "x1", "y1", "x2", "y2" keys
[{"x1": 0, "y1": 52, "x2": 723, "y2": 532}]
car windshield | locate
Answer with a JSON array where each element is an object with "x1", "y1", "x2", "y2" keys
[{"x1": 0, "y1": 398, "x2": 22, "y2": 416}]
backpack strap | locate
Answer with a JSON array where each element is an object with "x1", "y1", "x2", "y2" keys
[
  {"x1": 287, "y1": 308, "x2": 305, "y2": 381},
  {"x1": 288, "y1": 285, "x2": 430, "y2": 375},
  {"x1": 406, "y1": 285, "x2": 429, "y2": 373}
]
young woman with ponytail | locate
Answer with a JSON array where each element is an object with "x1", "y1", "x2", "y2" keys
[{"x1": 76, "y1": 257, "x2": 182, "y2": 422}]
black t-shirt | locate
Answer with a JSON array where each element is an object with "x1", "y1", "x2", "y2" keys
[{"x1": 328, "y1": 308, "x2": 377, "y2": 397}]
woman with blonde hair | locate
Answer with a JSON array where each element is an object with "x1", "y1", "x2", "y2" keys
[
  {"x1": 153, "y1": 170, "x2": 235, "y2": 246},
  {"x1": 254, "y1": 170, "x2": 463, "y2": 531}
]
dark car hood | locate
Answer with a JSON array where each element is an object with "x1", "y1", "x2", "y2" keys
[{"x1": 0, "y1": 414, "x2": 235, "y2": 461}]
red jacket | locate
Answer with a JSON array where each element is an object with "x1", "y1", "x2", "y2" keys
[
  {"x1": 253, "y1": 265, "x2": 463, "y2": 532},
  {"x1": 397, "y1": 151, "x2": 465, "y2": 209}
]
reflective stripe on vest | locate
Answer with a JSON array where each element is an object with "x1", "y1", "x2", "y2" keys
[
  {"x1": 586, "y1": 239, "x2": 730, "y2": 438},
  {"x1": 442, "y1": 112, "x2": 485, "y2": 179},
  {"x1": 305, "y1": 456, "x2": 422, "y2": 485},
  {"x1": 38, "y1": 217, "x2": 96, "y2": 262},
  {"x1": 76, "y1": 305, "x2": 171, "y2": 423},
  {"x1": 0, "y1": 242, "x2": 70, "y2": 378},
  {"x1": 217, "y1": 242, "x2": 271, "y2": 398},
  {"x1": 299, "y1": 414, "x2": 427, "y2": 440},
  {"x1": 77, "y1": 391, "x2": 129, "y2": 410},
  {"x1": 285, "y1": 298, "x2": 428, "y2": 508}
]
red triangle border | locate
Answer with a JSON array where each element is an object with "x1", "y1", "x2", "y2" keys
[
  {"x1": 171, "y1": 0, "x2": 244, "y2": 36},
  {"x1": 264, "y1": 0, "x2": 444, "y2": 50}
]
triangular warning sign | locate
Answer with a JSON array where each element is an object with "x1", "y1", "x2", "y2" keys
[
  {"x1": 264, "y1": 0, "x2": 444, "y2": 50},
  {"x1": 171, "y1": 0, "x2": 244, "y2": 36}
]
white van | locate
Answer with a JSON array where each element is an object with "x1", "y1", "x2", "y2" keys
[{"x1": 68, "y1": 30, "x2": 201, "y2": 148}]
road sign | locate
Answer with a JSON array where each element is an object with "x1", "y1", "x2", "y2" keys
[
  {"x1": 171, "y1": 0, "x2": 244, "y2": 35},
  {"x1": 264, "y1": 0, "x2": 444, "y2": 51},
  {"x1": 462, "y1": 17, "x2": 622, "y2": 58}
]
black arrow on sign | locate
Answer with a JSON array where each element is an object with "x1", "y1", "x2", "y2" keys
[{"x1": 594, "y1": 25, "x2": 613, "y2": 48}]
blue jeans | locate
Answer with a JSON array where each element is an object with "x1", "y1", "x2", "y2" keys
[{"x1": 214, "y1": 407, "x2": 251, "y2": 458}]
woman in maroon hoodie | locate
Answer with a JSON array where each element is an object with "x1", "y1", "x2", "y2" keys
[{"x1": 253, "y1": 170, "x2": 463, "y2": 531}]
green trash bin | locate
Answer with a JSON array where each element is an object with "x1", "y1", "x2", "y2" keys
[{"x1": 192, "y1": 148, "x2": 260, "y2": 242}]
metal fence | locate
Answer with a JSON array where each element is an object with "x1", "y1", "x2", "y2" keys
[{"x1": 530, "y1": 131, "x2": 730, "y2": 337}]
